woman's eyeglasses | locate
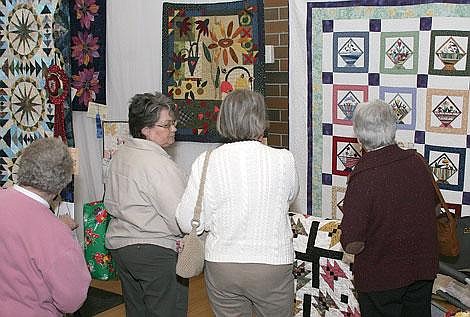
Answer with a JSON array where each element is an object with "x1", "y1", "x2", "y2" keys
[{"x1": 154, "y1": 120, "x2": 178, "y2": 129}]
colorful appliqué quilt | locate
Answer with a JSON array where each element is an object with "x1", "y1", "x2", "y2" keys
[
  {"x1": 70, "y1": 0, "x2": 106, "y2": 111},
  {"x1": 291, "y1": 213, "x2": 359, "y2": 317},
  {"x1": 162, "y1": 0, "x2": 265, "y2": 142},
  {"x1": 295, "y1": 1, "x2": 470, "y2": 218}
]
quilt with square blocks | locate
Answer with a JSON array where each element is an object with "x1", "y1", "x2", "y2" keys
[{"x1": 298, "y1": 1, "x2": 470, "y2": 218}]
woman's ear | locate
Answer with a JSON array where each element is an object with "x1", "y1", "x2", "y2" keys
[{"x1": 141, "y1": 126, "x2": 149, "y2": 139}]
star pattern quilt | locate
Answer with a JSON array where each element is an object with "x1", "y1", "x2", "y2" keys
[
  {"x1": 0, "y1": 1, "x2": 65, "y2": 187},
  {"x1": 291, "y1": 213, "x2": 359, "y2": 317}
]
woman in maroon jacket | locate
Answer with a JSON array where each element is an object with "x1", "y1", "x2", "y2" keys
[{"x1": 340, "y1": 99, "x2": 438, "y2": 317}]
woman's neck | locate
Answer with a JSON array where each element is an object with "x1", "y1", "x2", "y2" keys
[
  {"x1": 22, "y1": 186, "x2": 56, "y2": 204},
  {"x1": 229, "y1": 136, "x2": 264, "y2": 143},
  {"x1": 367, "y1": 143, "x2": 395, "y2": 152}
]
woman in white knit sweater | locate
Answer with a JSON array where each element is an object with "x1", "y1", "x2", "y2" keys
[{"x1": 176, "y1": 89, "x2": 299, "y2": 316}]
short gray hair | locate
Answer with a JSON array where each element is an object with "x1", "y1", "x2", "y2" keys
[
  {"x1": 128, "y1": 92, "x2": 177, "y2": 139},
  {"x1": 217, "y1": 89, "x2": 267, "y2": 141},
  {"x1": 17, "y1": 137, "x2": 73, "y2": 194},
  {"x1": 353, "y1": 99, "x2": 396, "y2": 151}
]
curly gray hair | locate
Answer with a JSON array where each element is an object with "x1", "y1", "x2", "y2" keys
[
  {"x1": 17, "y1": 137, "x2": 73, "y2": 194},
  {"x1": 128, "y1": 92, "x2": 177, "y2": 139}
]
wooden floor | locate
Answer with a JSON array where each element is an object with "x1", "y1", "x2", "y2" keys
[{"x1": 92, "y1": 274, "x2": 214, "y2": 317}]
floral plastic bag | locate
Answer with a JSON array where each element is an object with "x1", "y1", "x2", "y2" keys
[{"x1": 83, "y1": 201, "x2": 116, "y2": 280}]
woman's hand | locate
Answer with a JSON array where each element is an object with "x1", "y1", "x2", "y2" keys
[
  {"x1": 345, "y1": 241, "x2": 365, "y2": 255},
  {"x1": 59, "y1": 214, "x2": 79, "y2": 231},
  {"x1": 176, "y1": 239, "x2": 184, "y2": 253}
]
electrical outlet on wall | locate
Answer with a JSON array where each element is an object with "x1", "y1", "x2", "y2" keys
[{"x1": 265, "y1": 45, "x2": 275, "y2": 63}]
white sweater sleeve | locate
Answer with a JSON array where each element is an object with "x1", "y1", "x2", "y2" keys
[
  {"x1": 287, "y1": 150, "x2": 300, "y2": 203},
  {"x1": 176, "y1": 153, "x2": 206, "y2": 234}
]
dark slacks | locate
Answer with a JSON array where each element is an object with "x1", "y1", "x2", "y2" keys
[
  {"x1": 110, "y1": 244, "x2": 188, "y2": 317},
  {"x1": 358, "y1": 280, "x2": 434, "y2": 317}
]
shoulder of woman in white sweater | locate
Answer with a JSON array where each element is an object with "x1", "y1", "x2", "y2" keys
[{"x1": 210, "y1": 143, "x2": 296, "y2": 166}]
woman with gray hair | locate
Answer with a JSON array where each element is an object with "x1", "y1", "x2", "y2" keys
[
  {"x1": 0, "y1": 137, "x2": 91, "y2": 315},
  {"x1": 340, "y1": 99, "x2": 438, "y2": 316},
  {"x1": 105, "y1": 91, "x2": 188, "y2": 316},
  {"x1": 176, "y1": 89, "x2": 299, "y2": 316}
]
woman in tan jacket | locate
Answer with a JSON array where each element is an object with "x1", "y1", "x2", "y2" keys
[{"x1": 105, "y1": 92, "x2": 188, "y2": 317}]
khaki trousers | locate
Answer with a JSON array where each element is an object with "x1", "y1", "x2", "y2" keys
[{"x1": 204, "y1": 261, "x2": 294, "y2": 317}]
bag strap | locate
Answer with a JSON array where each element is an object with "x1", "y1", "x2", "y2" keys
[
  {"x1": 416, "y1": 152, "x2": 452, "y2": 216},
  {"x1": 191, "y1": 149, "x2": 213, "y2": 228}
]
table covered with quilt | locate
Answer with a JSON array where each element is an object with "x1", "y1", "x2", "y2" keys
[{"x1": 290, "y1": 213, "x2": 360, "y2": 316}]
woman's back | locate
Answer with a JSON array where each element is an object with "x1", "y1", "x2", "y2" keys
[
  {"x1": 196, "y1": 141, "x2": 298, "y2": 264},
  {"x1": 175, "y1": 89, "x2": 298, "y2": 316},
  {"x1": 341, "y1": 145, "x2": 438, "y2": 292}
]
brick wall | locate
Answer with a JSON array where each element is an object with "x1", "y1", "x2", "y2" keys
[{"x1": 264, "y1": 0, "x2": 289, "y2": 148}]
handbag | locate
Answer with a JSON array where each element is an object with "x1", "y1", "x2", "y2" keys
[
  {"x1": 418, "y1": 153, "x2": 460, "y2": 257},
  {"x1": 176, "y1": 149, "x2": 213, "y2": 278},
  {"x1": 440, "y1": 216, "x2": 470, "y2": 270}
]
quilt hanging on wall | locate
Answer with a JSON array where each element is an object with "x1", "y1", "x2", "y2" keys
[
  {"x1": 301, "y1": 0, "x2": 470, "y2": 218},
  {"x1": 290, "y1": 213, "x2": 359, "y2": 317},
  {"x1": 102, "y1": 120, "x2": 129, "y2": 179},
  {"x1": 102, "y1": 121, "x2": 129, "y2": 162},
  {"x1": 0, "y1": 0, "x2": 72, "y2": 188},
  {"x1": 162, "y1": 0, "x2": 265, "y2": 142},
  {"x1": 70, "y1": 0, "x2": 106, "y2": 111}
]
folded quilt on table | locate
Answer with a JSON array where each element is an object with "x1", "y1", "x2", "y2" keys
[{"x1": 290, "y1": 213, "x2": 360, "y2": 316}]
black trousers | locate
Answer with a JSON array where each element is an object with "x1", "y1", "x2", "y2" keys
[
  {"x1": 110, "y1": 244, "x2": 188, "y2": 317},
  {"x1": 358, "y1": 280, "x2": 434, "y2": 317}
]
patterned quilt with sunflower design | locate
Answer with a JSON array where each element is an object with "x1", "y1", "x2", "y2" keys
[
  {"x1": 162, "y1": 0, "x2": 265, "y2": 142},
  {"x1": 290, "y1": 213, "x2": 360, "y2": 316}
]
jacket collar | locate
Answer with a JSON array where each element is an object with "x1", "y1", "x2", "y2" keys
[
  {"x1": 125, "y1": 137, "x2": 171, "y2": 158},
  {"x1": 350, "y1": 144, "x2": 416, "y2": 178}
]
